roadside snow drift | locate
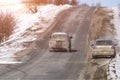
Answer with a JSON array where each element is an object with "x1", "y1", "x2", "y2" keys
[
  {"x1": 107, "y1": 7, "x2": 120, "y2": 80},
  {"x1": 0, "y1": 4, "x2": 71, "y2": 64}
]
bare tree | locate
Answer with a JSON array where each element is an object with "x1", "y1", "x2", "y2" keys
[
  {"x1": 22, "y1": 0, "x2": 48, "y2": 5},
  {"x1": 22, "y1": 0, "x2": 78, "y2": 5},
  {"x1": 70, "y1": 0, "x2": 78, "y2": 5},
  {"x1": 55, "y1": 0, "x2": 63, "y2": 5}
]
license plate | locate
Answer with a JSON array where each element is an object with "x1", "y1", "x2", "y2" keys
[{"x1": 56, "y1": 41, "x2": 62, "y2": 48}]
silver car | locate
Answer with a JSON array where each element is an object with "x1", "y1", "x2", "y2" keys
[
  {"x1": 91, "y1": 39, "x2": 116, "y2": 58},
  {"x1": 49, "y1": 32, "x2": 72, "y2": 52}
]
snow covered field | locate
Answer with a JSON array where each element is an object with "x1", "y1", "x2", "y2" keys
[
  {"x1": 0, "y1": 4, "x2": 71, "y2": 64},
  {"x1": 107, "y1": 7, "x2": 120, "y2": 80}
]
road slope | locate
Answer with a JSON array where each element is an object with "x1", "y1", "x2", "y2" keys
[{"x1": 0, "y1": 5, "x2": 95, "y2": 80}]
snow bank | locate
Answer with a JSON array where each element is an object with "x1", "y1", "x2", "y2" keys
[
  {"x1": 0, "y1": 4, "x2": 71, "y2": 64},
  {"x1": 107, "y1": 7, "x2": 120, "y2": 79},
  {"x1": 112, "y1": 8, "x2": 120, "y2": 41}
]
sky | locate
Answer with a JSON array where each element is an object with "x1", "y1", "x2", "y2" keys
[{"x1": 78, "y1": 0, "x2": 120, "y2": 7}]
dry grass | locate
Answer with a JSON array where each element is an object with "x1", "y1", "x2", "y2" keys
[
  {"x1": 89, "y1": 7, "x2": 115, "y2": 41},
  {"x1": 0, "y1": 11, "x2": 17, "y2": 42},
  {"x1": 93, "y1": 67, "x2": 107, "y2": 80}
]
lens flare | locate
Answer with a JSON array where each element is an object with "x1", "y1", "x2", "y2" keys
[
  {"x1": 0, "y1": 0, "x2": 18, "y2": 3},
  {"x1": 0, "y1": 0, "x2": 20, "y2": 5}
]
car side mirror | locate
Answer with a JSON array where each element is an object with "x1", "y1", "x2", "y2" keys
[
  {"x1": 69, "y1": 36, "x2": 72, "y2": 39},
  {"x1": 91, "y1": 44, "x2": 94, "y2": 46},
  {"x1": 114, "y1": 44, "x2": 117, "y2": 46}
]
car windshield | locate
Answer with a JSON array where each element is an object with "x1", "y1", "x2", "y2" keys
[{"x1": 96, "y1": 40, "x2": 113, "y2": 45}]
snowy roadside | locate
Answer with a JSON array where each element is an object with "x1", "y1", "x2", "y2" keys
[
  {"x1": 107, "y1": 7, "x2": 120, "y2": 80},
  {"x1": 0, "y1": 4, "x2": 71, "y2": 64}
]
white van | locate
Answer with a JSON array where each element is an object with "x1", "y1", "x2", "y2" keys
[{"x1": 49, "y1": 32, "x2": 72, "y2": 52}]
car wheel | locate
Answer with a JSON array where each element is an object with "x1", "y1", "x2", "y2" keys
[
  {"x1": 110, "y1": 55, "x2": 115, "y2": 58},
  {"x1": 65, "y1": 45, "x2": 70, "y2": 52},
  {"x1": 49, "y1": 49, "x2": 53, "y2": 52},
  {"x1": 66, "y1": 47, "x2": 70, "y2": 52},
  {"x1": 68, "y1": 47, "x2": 71, "y2": 52},
  {"x1": 110, "y1": 52, "x2": 116, "y2": 58},
  {"x1": 92, "y1": 55, "x2": 97, "y2": 59},
  {"x1": 68, "y1": 43, "x2": 71, "y2": 52}
]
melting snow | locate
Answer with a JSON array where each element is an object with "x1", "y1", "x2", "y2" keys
[
  {"x1": 108, "y1": 7, "x2": 120, "y2": 79},
  {"x1": 113, "y1": 8, "x2": 120, "y2": 40}
]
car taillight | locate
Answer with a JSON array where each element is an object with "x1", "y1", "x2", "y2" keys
[
  {"x1": 49, "y1": 41, "x2": 54, "y2": 46},
  {"x1": 111, "y1": 46, "x2": 115, "y2": 49},
  {"x1": 92, "y1": 46, "x2": 96, "y2": 49}
]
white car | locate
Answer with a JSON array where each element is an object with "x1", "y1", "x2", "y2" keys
[
  {"x1": 91, "y1": 39, "x2": 116, "y2": 58},
  {"x1": 49, "y1": 32, "x2": 72, "y2": 52}
]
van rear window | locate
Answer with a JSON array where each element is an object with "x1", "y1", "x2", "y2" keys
[
  {"x1": 96, "y1": 40, "x2": 113, "y2": 45},
  {"x1": 52, "y1": 34, "x2": 67, "y2": 38}
]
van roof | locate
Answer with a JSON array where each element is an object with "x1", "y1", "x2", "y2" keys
[{"x1": 52, "y1": 32, "x2": 67, "y2": 35}]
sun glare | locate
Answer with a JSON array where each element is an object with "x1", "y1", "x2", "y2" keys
[
  {"x1": 0, "y1": 0, "x2": 20, "y2": 5},
  {"x1": 0, "y1": 0, "x2": 18, "y2": 3}
]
